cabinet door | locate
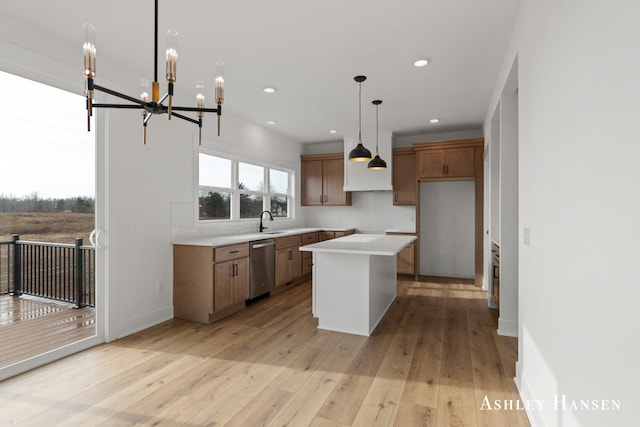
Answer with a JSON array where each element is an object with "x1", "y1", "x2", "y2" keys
[
  {"x1": 445, "y1": 147, "x2": 474, "y2": 178},
  {"x1": 393, "y1": 152, "x2": 416, "y2": 205},
  {"x1": 417, "y1": 149, "x2": 446, "y2": 179},
  {"x1": 214, "y1": 260, "x2": 234, "y2": 311},
  {"x1": 323, "y1": 158, "x2": 349, "y2": 205},
  {"x1": 289, "y1": 248, "x2": 302, "y2": 281},
  {"x1": 233, "y1": 257, "x2": 249, "y2": 304},
  {"x1": 397, "y1": 243, "x2": 415, "y2": 275},
  {"x1": 301, "y1": 160, "x2": 323, "y2": 206},
  {"x1": 302, "y1": 252, "x2": 313, "y2": 275},
  {"x1": 275, "y1": 248, "x2": 290, "y2": 287}
]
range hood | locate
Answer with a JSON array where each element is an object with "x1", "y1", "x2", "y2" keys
[{"x1": 343, "y1": 130, "x2": 393, "y2": 191}]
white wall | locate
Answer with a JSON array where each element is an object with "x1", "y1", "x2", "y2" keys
[
  {"x1": 106, "y1": 109, "x2": 303, "y2": 339},
  {"x1": 485, "y1": 0, "x2": 640, "y2": 425}
]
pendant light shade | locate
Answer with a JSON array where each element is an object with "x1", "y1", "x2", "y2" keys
[
  {"x1": 368, "y1": 100, "x2": 387, "y2": 170},
  {"x1": 348, "y1": 75, "x2": 372, "y2": 162}
]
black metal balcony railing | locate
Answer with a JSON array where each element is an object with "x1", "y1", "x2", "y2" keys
[{"x1": 0, "y1": 234, "x2": 95, "y2": 308}]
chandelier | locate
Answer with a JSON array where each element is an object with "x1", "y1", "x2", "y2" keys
[{"x1": 83, "y1": 0, "x2": 224, "y2": 145}]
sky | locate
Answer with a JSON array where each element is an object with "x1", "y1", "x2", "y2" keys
[{"x1": 0, "y1": 70, "x2": 95, "y2": 199}]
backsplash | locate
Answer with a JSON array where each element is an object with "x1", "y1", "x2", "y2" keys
[{"x1": 301, "y1": 191, "x2": 415, "y2": 233}]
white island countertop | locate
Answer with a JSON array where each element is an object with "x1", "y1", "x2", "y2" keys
[{"x1": 300, "y1": 234, "x2": 416, "y2": 256}]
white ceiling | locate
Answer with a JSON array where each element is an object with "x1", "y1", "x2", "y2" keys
[{"x1": 0, "y1": 0, "x2": 521, "y2": 143}]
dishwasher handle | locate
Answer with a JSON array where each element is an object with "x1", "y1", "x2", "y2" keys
[{"x1": 251, "y1": 241, "x2": 276, "y2": 249}]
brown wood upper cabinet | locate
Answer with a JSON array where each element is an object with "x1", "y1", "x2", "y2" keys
[
  {"x1": 414, "y1": 140, "x2": 481, "y2": 180},
  {"x1": 301, "y1": 153, "x2": 352, "y2": 206},
  {"x1": 392, "y1": 147, "x2": 417, "y2": 205}
]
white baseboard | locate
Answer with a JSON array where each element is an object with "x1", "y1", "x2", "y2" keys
[
  {"x1": 515, "y1": 363, "x2": 545, "y2": 427},
  {"x1": 497, "y1": 317, "x2": 518, "y2": 337},
  {"x1": 115, "y1": 306, "x2": 174, "y2": 340}
]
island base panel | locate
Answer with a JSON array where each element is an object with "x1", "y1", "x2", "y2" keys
[{"x1": 314, "y1": 252, "x2": 397, "y2": 336}]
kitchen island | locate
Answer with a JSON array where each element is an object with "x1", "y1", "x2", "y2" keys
[{"x1": 300, "y1": 234, "x2": 416, "y2": 336}]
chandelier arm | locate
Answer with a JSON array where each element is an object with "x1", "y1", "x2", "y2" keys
[
  {"x1": 158, "y1": 92, "x2": 170, "y2": 105},
  {"x1": 171, "y1": 106, "x2": 221, "y2": 113},
  {"x1": 143, "y1": 112, "x2": 153, "y2": 125},
  {"x1": 93, "y1": 83, "x2": 146, "y2": 106},
  {"x1": 170, "y1": 111, "x2": 200, "y2": 125},
  {"x1": 92, "y1": 103, "x2": 146, "y2": 109}
]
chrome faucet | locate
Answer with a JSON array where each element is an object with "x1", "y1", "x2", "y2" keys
[{"x1": 259, "y1": 210, "x2": 274, "y2": 232}]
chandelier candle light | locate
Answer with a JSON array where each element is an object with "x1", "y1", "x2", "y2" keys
[{"x1": 83, "y1": 0, "x2": 224, "y2": 145}]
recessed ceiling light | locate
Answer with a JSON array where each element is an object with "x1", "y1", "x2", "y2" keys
[
  {"x1": 414, "y1": 58, "x2": 431, "y2": 67},
  {"x1": 329, "y1": 129, "x2": 338, "y2": 134},
  {"x1": 266, "y1": 120, "x2": 277, "y2": 125},
  {"x1": 263, "y1": 87, "x2": 277, "y2": 94},
  {"x1": 429, "y1": 118, "x2": 440, "y2": 124}
]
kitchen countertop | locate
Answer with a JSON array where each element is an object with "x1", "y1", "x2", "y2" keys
[
  {"x1": 300, "y1": 234, "x2": 416, "y2": 256},
  {"x1": 171, "y1": 227, "x2": 356, "y2": 247}
]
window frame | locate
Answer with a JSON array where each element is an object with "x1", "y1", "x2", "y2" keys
[{"x1": 197, "y1": 149, "x2": 295, "y2": 223}]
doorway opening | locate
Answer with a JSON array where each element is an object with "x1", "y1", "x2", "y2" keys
[{"x1": 0, "y1": 70, "x2": 102, "y2": 375}]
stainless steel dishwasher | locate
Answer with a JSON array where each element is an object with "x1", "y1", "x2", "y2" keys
[{"x1": 249, "y1": 239, "x2": 275, "y2": 299}]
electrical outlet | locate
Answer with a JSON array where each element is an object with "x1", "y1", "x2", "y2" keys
[{"x1": 523, "y1": 227, "x2": 531, "y2": 246}]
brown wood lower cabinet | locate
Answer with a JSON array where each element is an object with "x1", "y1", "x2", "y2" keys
[
  {"x1": 386, "y1": 232, "x2": 417, "y2": 277},
  {"x1": 214, "y1": 257, "x2": 249, "y2": 311},
  {"x1": 301, "y1": 232, "x2": 317, "y2": 275},
  {"x1": 173, "y1": 242, "x2": 249, "y2": 324},
  {"x1": 275, "y1": 234, "x2": 302, "y2": 291},
  {"x1": 397, "y1": 242, "x2": 415, "y2": 275}
]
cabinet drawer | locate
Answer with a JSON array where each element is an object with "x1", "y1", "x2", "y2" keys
[
  {"x1": 214, "y1": 242, "x2": 249, "y2": 263},
  {"x1": 317, "y1": 231, "x2": 335, "y2": 241},
  {"x1": 301, "y1": 232, "x2": 318, "y2": 245},
  {"x1": 276, "y1": 234, "x2": 302, "y2": 250}
]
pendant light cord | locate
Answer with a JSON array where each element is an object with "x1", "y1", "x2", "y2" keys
[
  {"x1": 358, "y1": 80, "x2": 362, "y2": 142},
  {"x1": 375, "y1": 102, "x2": 379, "y2": 153}
]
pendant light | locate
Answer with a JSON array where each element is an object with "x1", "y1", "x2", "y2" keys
[
  {"x1": 348, "y1": 75, "x2": 372, "y2": 162},
  {"x1": 368, "y1": 100, "x2": 387, "y2": 170}
]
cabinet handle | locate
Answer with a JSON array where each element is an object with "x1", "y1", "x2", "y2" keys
[
  {"x1": 493, "y1": 265, "x2": 499, "y2": 279},
  {"x1": 324, "y1": 195, "x2": 328, "y2": 203},
  {"x1": 228, "y1": 250, "x2": 239, "y2": 254}
]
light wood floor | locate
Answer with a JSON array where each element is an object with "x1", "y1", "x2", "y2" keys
[
  {"x1": 0, "y1": 294, "x2": 95, "y2": 368},
  {"x1": 0, "y1": 277, "x2": 529, "y2": 426}
]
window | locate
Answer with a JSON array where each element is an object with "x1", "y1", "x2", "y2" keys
[
  {"x1": 199, "y1": 155, "x2": 232, "y2": 220},
  {"x1": 198, "y1": 152, "x2": 293, "y2": 221}
]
